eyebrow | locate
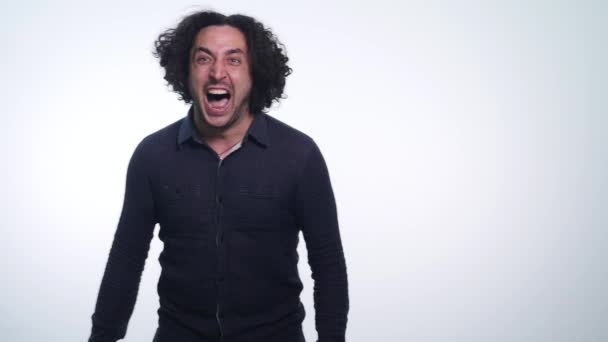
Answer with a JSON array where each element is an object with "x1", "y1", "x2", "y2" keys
[
  {"x1": 225, "y1": 48, "x2": 245, "y2": 55},
  {"x1": 194, "y1": 47, "x2": 214, "y2": 57},
  {"x1": 193, "y1": 47, "x2": 246, "y2": 57}
]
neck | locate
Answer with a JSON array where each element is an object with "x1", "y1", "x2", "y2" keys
[{"x1": 192, "y1": 106, "x2": 254, "y2": 154}]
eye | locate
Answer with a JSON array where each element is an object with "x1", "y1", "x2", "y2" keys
[
  {"x1": 228, "y1": 58, "x2": 241, "y2": 65},
  {"x1": 196, "y1": 56, "x2": 211, "y2": 64}
]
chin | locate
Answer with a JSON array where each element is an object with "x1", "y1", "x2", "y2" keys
[
  {"x1": 193, "y1": 100, "x2": 229, "y2": 128},
  {"x1": 204, "y1": 112, "x2": 235, "y2": 128}
]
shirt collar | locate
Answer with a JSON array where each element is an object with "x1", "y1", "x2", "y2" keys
[{"x1": 177, "y1": 106, "x2": 269, "y2": 148}]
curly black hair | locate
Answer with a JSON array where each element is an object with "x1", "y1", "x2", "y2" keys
[{"x1": 153, "y1": 11, "x2": 292, "y2": 114}]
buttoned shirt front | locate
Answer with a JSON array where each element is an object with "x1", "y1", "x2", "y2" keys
[{"x1": 89, "y1": 108, "x2": 349, "y2": 342}]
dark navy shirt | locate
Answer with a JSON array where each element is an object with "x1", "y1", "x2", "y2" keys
[{"x1": 89, "y1": 108, "x2": 349, "y2": 342}]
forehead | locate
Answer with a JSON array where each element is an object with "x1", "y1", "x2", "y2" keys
[{"x1": 192, "y1": 25, "x2": 247, "y2": 53}]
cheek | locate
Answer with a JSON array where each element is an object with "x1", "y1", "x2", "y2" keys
[
  {"x1": 189, "y1": 68, "x2": 208, "y2": 85},
  {"x1": 237, "y1": 74, "x2": 253, "y2": 92}
]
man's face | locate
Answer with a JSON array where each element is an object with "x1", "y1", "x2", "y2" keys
[{"x1": 189, "y1": 25, "x2": 252, "y2": 129}]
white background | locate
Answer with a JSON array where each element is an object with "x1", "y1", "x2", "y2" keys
[{"x1": 1, "y1": 1, "x2": 606, "y2": 341}]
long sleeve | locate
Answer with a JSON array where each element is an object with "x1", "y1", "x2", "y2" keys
[
  {"x1": 295, "y1": 143, "x2": 349, "y2": 342},
  {"x1": 89, "y1": 140, "x2": 157, "y2": 342}
]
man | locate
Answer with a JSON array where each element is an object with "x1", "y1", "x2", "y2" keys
[{"x1": 88, "y1": 10, "x2": 349, "y2": 342}]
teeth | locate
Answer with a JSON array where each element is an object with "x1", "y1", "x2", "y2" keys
[{"x1": 208, "y1": 89, "x2": 228, "y2": 95}]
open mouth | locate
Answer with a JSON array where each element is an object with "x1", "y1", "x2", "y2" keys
[{"x1": 205, "y1": 88, "x2": 231, "y2": 111}]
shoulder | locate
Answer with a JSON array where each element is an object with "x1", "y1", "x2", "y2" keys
[
  {"x1": 130, "y1": 117, "x2": 183, "y2": 164},
  {"x1": 264, "y1": 113, "x2": 318, "y2": 156},
  {"x1": 263, "y1": 114, "x2": 330, "y2": 182}
]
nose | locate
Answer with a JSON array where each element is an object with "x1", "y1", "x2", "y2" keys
[{"x1": 210, "y1": 60, "x2": 226, "y2": 81}]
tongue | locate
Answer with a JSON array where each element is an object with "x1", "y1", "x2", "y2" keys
[{"x1": 209, "y1": 98, "x2": 229, "y2": 109}]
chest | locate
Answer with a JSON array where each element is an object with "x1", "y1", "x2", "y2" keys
[{"x1": 150, "y1": 149, "x2": 298, "y2": 236}]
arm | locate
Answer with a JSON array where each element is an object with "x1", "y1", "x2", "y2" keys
[
  {"x1": 295, "y1": 143, "x2": 349, "y2": 342},
  {"x1": 88, "y1": 140, "x2": 157, "y2": 342}
]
